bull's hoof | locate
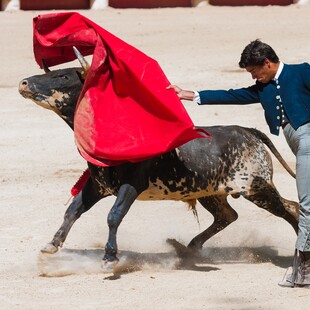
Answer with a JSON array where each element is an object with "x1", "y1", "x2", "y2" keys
[
  {"x1": 40, "y1": 242, "x2": 59, "y2": 254},
  {"x1": 101, "y1": 259, "x2": 118, "y2": 273},
  {"x1": 167, "y1": 238, "x2": 197, "y2": 258},
  {"x1": 167, "y1": 238, "x2": 201, "y2": 268}
]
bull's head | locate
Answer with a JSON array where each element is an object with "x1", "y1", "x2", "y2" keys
[{"x1": 18, "y1": 47, "x2": 89, "y2": 129}]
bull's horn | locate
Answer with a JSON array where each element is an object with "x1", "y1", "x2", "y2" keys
[
  {"x1": 73, "y1": 46, "x2": 90, "y2": 78},
  {"x1": 42, "y1": 59, "x2": 51, "y2": 73}
]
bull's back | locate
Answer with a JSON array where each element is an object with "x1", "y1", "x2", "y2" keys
[
  {"x1": 179, "y1": 125, "x2": 271, "y2": 170},
  {"x1": 138, "y1": 126, "x2": 273, "y2": 201}
]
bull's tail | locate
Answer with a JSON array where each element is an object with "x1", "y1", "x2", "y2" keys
[{"x1": 246, "y1": 128, "x2": 296, "y2": 179}]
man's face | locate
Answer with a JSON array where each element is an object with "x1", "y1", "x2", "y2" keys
[{"x1": 245, "y1": 59, "x2": 276, "y2": 84}]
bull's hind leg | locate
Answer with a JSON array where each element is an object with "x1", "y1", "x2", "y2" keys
[
  {"x1": 187, "y1": 195, "x2": 238, "y2": 251},
  {"x1": 243, "y1": 178, "x2": 299, "y2": 233}
]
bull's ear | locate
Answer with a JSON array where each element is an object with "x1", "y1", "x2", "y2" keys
[
  {"x1": 42, "y1": 59, "x2": 51, "y2": 73},
  {"x1": 73, "y1": 46, "x2": 90, "y2": 79}
]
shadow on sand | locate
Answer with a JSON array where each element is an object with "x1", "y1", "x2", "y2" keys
[{"x1": 37, "y1": 240, "x2": 294, "y2": 279}]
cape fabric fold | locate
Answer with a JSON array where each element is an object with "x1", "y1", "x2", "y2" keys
[{"x1": 33, "y1": 12, "x2": 209, "y2": 166}]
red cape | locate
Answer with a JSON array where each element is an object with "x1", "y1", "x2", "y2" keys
[{"x1": 33, "y1": 12, "x2": 208, "y2": 166}]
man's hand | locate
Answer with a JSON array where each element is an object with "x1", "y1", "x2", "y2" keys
[{"x1": 167, "y1": 85, "x2": 195, "y2": 101}]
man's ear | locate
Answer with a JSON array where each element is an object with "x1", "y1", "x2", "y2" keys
[{"x1": 264, "y1": 58, "x2": 271, "y2": 68}]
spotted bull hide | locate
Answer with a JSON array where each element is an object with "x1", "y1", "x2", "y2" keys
[{"x1": 19, "y1": 63, "x2": 299, "y2": 269}]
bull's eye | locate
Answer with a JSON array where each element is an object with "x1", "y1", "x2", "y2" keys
[
  {"x1": 55, "y1": 101, "x2": 62, "y2": 108},
  {"x1": 60, "y1": 75, "x2": 69, "y2": 80}
]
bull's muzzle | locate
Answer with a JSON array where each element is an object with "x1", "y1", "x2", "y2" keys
[{"x1": 18, "y1": 79, "x2": 32, "y2": 98}]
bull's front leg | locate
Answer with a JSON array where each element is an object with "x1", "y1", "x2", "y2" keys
[
  {"x1": 41, "y1": 192, "x2": 87, "y2": 254},
  {"x1": 102, "y1": 184, "x2": 138, "y2": 271}
]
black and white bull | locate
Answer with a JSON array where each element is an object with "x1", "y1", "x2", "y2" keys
[{"x1": 19, "y1": 51, "x2": 299, "y2": 269}]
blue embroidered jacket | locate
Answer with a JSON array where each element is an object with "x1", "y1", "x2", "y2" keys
[{"x1": 198, "y1": 63, "x2": 310, "y2": 135}]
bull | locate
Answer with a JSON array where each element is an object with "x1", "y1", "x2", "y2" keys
[{"x1": 19, "y1": 50, "x2": 299, "y2": 270}]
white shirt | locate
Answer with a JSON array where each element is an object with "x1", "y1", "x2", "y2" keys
[
  {"x1": 274, "y1": 61, "x2": 284, "y2": 81},
  {"x1": 193, "y1": 90, "x2": 201, "y2": 104}
]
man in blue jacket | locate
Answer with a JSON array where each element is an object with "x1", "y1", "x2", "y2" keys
[{"x1": 168, "y1": 39, "x2": 310, "y2": 288}]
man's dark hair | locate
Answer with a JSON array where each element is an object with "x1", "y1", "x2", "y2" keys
[{"x1": 239, "y1": 39, "x2": 279, "y2": 68}]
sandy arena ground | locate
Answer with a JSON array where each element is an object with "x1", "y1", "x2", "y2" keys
[{"x1": 1, "y1": 3, "x2": 310, "y2": 309}]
